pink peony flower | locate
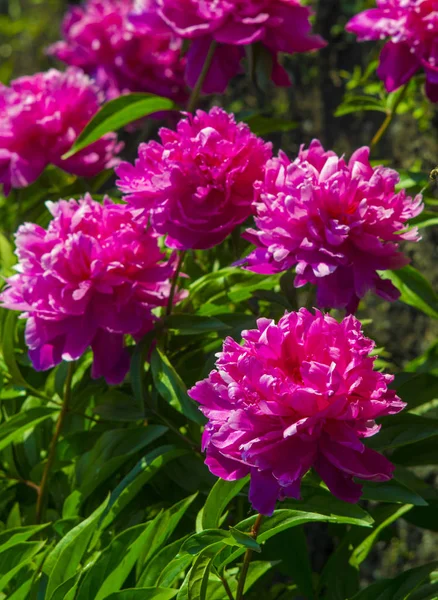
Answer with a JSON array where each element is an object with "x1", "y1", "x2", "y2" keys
[
  {"x1": 241, "y1": 140, "x2": 423, "y2": 313},
  {"x1": 131, "y1": 0, "x2": 326, "y2": 93},
  {"x1": 189, "y1": 309, "x2": 405, "y2": 515},
  {"x1": 116, "y1": 107, "x2": 272, "y2": 250},
  {"x1": 0, "y1": 68, "x2": 121, "y2": 196},
  {"x1": 48, "y1": 0, "x2": 187, "y2": 102},
  {"x1": 0, "y1": 195, "x2": 181, "y2": 385},
  {"x1": 346, "y1": 0, "x2": 438, "y2": 102}
]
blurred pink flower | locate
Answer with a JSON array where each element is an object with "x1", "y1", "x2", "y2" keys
[
  {"x1": 116, "y1": 107, "x2": 272, "y2": 250},
  {"x1": 189, "y1": 309, "x2": 405, "y2": 515},
  {"x1": 49, "y1": 0, "x2": 187, "y2": 102},
  {"x1": 131, "y1": 0, "x2": 326, "y2": 93},
  {"x1": 0, "y1": 195, "x2": 181, "y2": 384},
  {"x1": 346, "y1": 0, "x2": 438, "y2": 102},
  {"x1": 242, "y1": 140, "x2": 423, "y2": 313},
  {"x1": 0, "y1": 68, "x2": 121, "y2": 195}
]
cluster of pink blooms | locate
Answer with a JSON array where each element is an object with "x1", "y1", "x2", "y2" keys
[
  {"x1": 189, "y1": 309, "x2": 405, "y2": 514},
  {"x1": 49, "y1": 0, "x2": 187, "y2": 102},
  {"x1": 347, "y1": 0, "x2": 438, "y2": 102},
  {"x1": 0, "y1": 68, "x2": 120, "y2": 195},
  {"x1": 1, "y1": 0, "x2": 426, "y2": 510},
  {"x1": 0, "y1": 195, "x2": 181, "y2": 384},
  {"x1": 132, "y1": 0, "x2": 327, "y2": 93},
  {"x1": 242, "y1": 140, "x2": 423, "y2": 313},
  {"x1": 116, "y1": 107, "x2": 272, "y2": 250}
]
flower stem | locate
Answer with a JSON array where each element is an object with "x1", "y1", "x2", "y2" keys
[
  {"x1": 219, "y1": 571, "x2": 235, "y2": 600},
  {"x1": 35, "y1": 362, "x2": 74, "y2": 524},
  {"x1": 166, "y1": 250, "x2": 186, "y2": 317},
  {"x1": 187, "y1": 40, "x2": 217, "y2": 113},
  {"x1": 370, "y1": 82, "x2": 410, "y2": 152},
  {"x1": 236, "y1": 513, "x2": 263, "y2": 600}
]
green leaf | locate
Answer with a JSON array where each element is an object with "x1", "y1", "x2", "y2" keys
[
  {"x1": 105, "y1": 590, "x2": 178, "y2": 600},
  {"x1": 351, "y1": 561, "x2": 438, "y2": 600},
  {"x1": 361, "y1": 479, "x2": 428, "y2": 506},
  {"x1": 0, "y1": 407, "x2": 58, "y2": 451},
  {"x1": 392, "y1": 437, "x2": 438, "y2": 466},
  {"x1": 0, "y1": 232, "x2": 16, "y2": 276},
  {"x1": 382, "y1": 266, "x2": 438, "y2": 319},
  {"x1": 187, "y1": 548, "x2": 221, "y2": 600},
  {"x1": 394, "y1": 373, "x2": 438, "y2": 412},
  {"x1": 64, "y1": 425, "x2": 167, "y2": 515},
  {"x1": 242, "y1": 114, "x2": 297, "y2": 136},
  {"x1": 50, "y1": 575, "x2": 81, "y2": 600},
  {"x1": 76, "y1": 523, "x2": 151, "y2": 600},
  {"x1": 165, "y1": 314, "x2": 231, "y2": 335},
  {"x1": 335, "y1": 95, "x2": 386, "y2": 117},
  {"x1": 140, "y1": 536, "x2": 189, "y2": 588},
  {"x1": 44, "y1": 497, "x2": 109, "y2": 599},
  {"x1": 62, "y1": 94, "x2": 175, "y2": 158},
  {"x1": 202, "y1": 476, "x2": 249, "y2": 530},
  {"x1": 93, "y1": 391, "x2": 144, "y2": 422},
  {"x1": 94, "y1": 495, "x2": 196, "y2": 600},
  {"x1": 409, "y1": 582, "x2": 438, "y2": 600},
  {"x1": 265, "y1": 528, "x2": 314, "y2": 600},
  {"x1": 1, "y1": 311, "x2": 31, "y2": 388},
  {"x1": 235, "y1": 560, "x2": 277, "y2": 596},
  {"x1": 229, "y1": 528, "x2": 261, "y2": 553},
  {"x1": 411, "y1": 210, "x2": 438, "y2": 230},
  {"x1": 151, "y1": 348, "x2": 205, "y2": 424},
  {"x1": 181, "y1": 528, "x2": 260, "y2": 557},
  {"x1": 0, "y1": 541, "x2": 45, "y2": 592},
  {"x1": 100, "y1": 446, "x2": 186, "y2": 530},
  {"x1": 7, "y1": 578, "x2": 33, "y2": 600},
  {"x1": 0, "y1": 524, "x2": 49, "y2": 550},
  {"x1": 349, "y1": 504, "x2": 413, "y2": 568},
  {"x1": 318, "y1": 537, "x2": 360, "y2": 600},
  {"x1": 157, "y1": 554, "x2": 194, "y2": 589},
  {"x1": 367, "y1": 413, "x2": 438, "y2": 450},
  {"x1": 218, "y1": 502, "x2": 372, "y2": 569},
  {"x1": 404, "y1": 499, "x2": 438, "y2": 531},
  {"x1": 130, "y1": 330, "x2": 156, "y2": 409},
  {"x1": 137, "y1": 494, "x2": 198, "y2": 576},
  {"x1": 182, "y1": 530, "x2": 234, "y2": 555}
]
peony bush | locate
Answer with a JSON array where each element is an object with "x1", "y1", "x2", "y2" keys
[{"x1": 0, "y1": 0, "x2": 437, "y2": 598}]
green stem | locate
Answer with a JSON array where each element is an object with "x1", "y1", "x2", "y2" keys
[
  {"x1": 35, "y1": 362, "x2": 74, "y2": 524},
  {"x1": 219, "y1": 570, "x2": 235, "y2": 600},
  {"x1": 166, "y1": 250, "x2": 186, "y2": 317},
  {"x1": 187, "y1": 40, "x2": 218, "y2": 113},
  {"x1": 236, "y1": 514, "x2": 263, "y2": 600},
  {"x1": 370, "y1": 82, "x2": 410, "y2": 152}
]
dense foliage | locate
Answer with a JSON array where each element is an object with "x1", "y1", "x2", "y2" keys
[{"x1": 0, "y1": 1, "x2": 437, "y2": 599}]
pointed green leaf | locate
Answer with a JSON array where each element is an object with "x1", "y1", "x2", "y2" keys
[
  {"x1": 0, "y1": 541, "x2": 45, "y2": 592},
  {"x1": 383, "y1": 266, "x2": 438, "y2": 319},
  {"x1": 218, "y1": 503, "x2": 372, "y2": 569},
  {"x1": 62, "y1": 94, "x2": 175, "y2": 158},
  {"x1": 0, "y1": 524, "x2": 49, "y2": 551},
  {"x1": 100, "y1": 445, "x2": 186, "y2": 530},
  {"x1": 151, "y1": 348, "x2": 205, "y2": 424},
  {"x1": 350, "y1": 504, "x2": 413, "y2": 568},
  {"x1": 202, "y1": 476, "x2": 249, "y2": 530},
  {"x1": 140, "y1": 536, "x2": 189, "y2": 588},
  {"x1": 76, "y1": 523, "x2": 150, "y2": 600},
  {"x1": 351, "y1": 561, "x2": 438, "y2": 600},
  {"x1": 361, "y1": 479, "x2": 428, "y2": 506},
  {"x1": 45, "y1": 497, "x2": 109, "y2": 599},
  {"x1": 164, "y1": 315, "x2": 231, "y2": 335},
  {"x1": 105, "y1": 590, "x2": 178, "y2": 600},
  {"x1": 367, "y1": 413, "x2": 438, "y2": 450},
  {"x1": 0, "y1": 407, "x2": 58, "y2": 451}
]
